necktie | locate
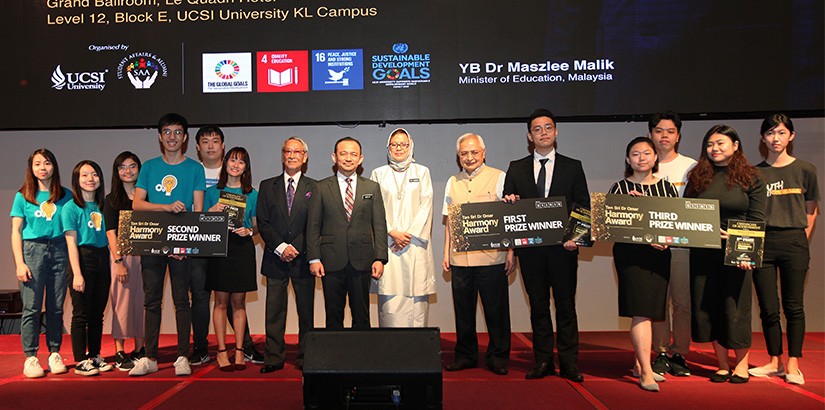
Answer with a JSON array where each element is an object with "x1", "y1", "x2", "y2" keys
[
  {"x1": 344, "y1": 178, "x2": 354, "y2": 221},
  {"x1": 286, "y1": 177, "x2": 295, "y2": 215},
  {"x1": 536, "y1": 158, "x2": 549, "y2": 198}
]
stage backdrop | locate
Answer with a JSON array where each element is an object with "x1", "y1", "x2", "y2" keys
[{"x1": 1, "y1": 0, "x2": 823, "y2": 129}]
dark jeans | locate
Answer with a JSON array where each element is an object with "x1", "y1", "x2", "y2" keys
[
  {"x1": 189, "y1": 257, "x2": 211, "y2": 351},
  {"x1": 450, "y1": 263, "x2": 511, "y2": 367},
  {"x1": 322, "y1": 263, "x2": 371, "y2": 330},
  {"x1": 69, "y1": 246, "x2": 111, "y2": 362},
  {"x1": 753, "y1": 229, "x2": 810, "y2": 358},
  {"x1": 141, "y1": 255, "x2": 191, "y2": 359},
  {"x1": 517, "y1": 246, "x2": 579, "y2": 367}
]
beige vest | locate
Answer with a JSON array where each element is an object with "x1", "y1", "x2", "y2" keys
[{"x1": 448, "y1": 165, "x2": 508, "y2": 267}]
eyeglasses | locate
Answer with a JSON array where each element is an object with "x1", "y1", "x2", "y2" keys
[
  {"x1": 117, "y1": 164, "x2": 138, "y2": 172},
  {"x1": 282, "y1": 149, "x2": 306, "y2": 156},
  {"x1": 458, "y1": 150, "x2": 482, "y2": 158},
  {"x1": 531, "y1": 124, "x2": 556, "y2": 134},
  {"x1": 389, "y1": 142, "x2": 410, "y2": 149},
  {"x1": 162, "y1": 129, "x2": 184, "y2": 136}
]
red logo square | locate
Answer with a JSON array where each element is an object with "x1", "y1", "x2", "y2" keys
[{"x1": 256, "y1": 50, "x2": 309, "y2": 93}]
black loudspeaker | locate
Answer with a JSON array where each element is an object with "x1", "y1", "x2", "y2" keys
[{"x1": 303, "y1": 328, "x2": 443, "y2": 409}]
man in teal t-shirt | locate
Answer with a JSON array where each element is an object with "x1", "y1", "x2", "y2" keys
[{"x1": 130, "y1": 113, "x2": 205, "y2": 377}]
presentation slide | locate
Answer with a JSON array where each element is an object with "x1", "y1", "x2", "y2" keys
[{"x1": 2, "y1": 0, "x2": 822, "y2": 129}]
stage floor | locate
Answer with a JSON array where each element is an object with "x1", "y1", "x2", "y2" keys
[{"x1": 0, "y1": 332, "x2": 822, "y2": 409}]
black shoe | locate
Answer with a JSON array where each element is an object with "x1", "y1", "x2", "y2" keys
[
  {"x1": 130, "y1": 347, "x2": 146, "y2": 361},
  {"x1": 668, "y1": 353, "x2": 691, "y2": 376},
  {"x1": 244, "y1": 346, "x2": 265, "y2": 365},
  {"x1": 260, "y1": 364, "x2": 284, "y2": 374},
  {"x1": 114, "y1": 351, "x2": 134, "y2": 371},
  {"x1": 710, "y1": 371, "x2": 730, "y2": 383},
  {"x1": 651, "y1": 353, "x2": 670, "y2": 375},
  {"x1": 525, "y1": 362, "x2": 555, "y2": 380},
  {"x1": 486, "y1": 362, "x2": 508, "y2": 376},
  {"x1": 559, "y1": 364, "x2": 584, "y2": 382},
  {"x1": 189, "y1": 347, "x2": 210, "y2": 366},
  {"x1": 445, "y1": 360, "x2": 476, "y2": 372},
  {"x1": 729, "y1": 374, "x2": 749, "y2": 384}
]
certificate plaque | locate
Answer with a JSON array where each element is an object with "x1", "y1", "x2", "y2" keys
[
  {"x1": 218, "y1": 191, "x2": 247, "y2": 230},
  {"x1": 118, "y1": 211, "x2": 229, "y2": 257},
  {"x1": 448, "y1": 197, "x2": 568, "y2": 252},
  {"x1": 724, "y1": 219, "x2": 766, "y2": 267}
]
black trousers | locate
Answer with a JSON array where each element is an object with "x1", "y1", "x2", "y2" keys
[
  {"x1": 450, "y1": 263, "x2": 511, "y2": 367},
  {"x1": 517, "y1": 246, "x2": 579, "y2": 367},
  {"x1": 69, "y1": 246, "x2": 111, "y2": 362},
  {"x1": 264, "y1": 274, "x2": 315, "y2": 366},
  {"x1": 753, "y1": 228, "x2": 810, "y2": 358},
  {"x1": 690, "y1": 247, "x2": 752, "y2": 349},
  {"x1": 321, "y1": 263, "x2": 371, "y2": 330}
]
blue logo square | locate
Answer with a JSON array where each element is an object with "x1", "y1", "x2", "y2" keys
[{"x1": 311, "y1": 49, "x2": 364, "y2": 90}]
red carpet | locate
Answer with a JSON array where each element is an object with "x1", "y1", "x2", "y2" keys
[{"x1": 0, "y1": 332, "x2": 822, "y2": 409}]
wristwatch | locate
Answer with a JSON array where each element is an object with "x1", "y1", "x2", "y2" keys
[{"x1": 114, "y1": 258, "x2": 124, "y2": 264}]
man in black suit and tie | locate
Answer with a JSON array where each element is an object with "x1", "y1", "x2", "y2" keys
[
  {"x1": 503, "y1": 109, "x2": 590, "y2": 381},
  {"x1": 257, "y1": 137, "x2": 316, "y2": 373},
  {"x1": 307, "y1": 136, "x2": 388, "y2": 329}
]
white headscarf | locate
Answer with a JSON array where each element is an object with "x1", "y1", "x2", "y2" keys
[{"x1": 387, "y1": 128, "x2": 415, "y2": 172}]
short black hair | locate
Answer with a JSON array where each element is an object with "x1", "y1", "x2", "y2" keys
[
  {"x1": 334, "y1": 136, "x2": 362, "y2": 153},
  {"x1": 527, "y1": 109, "x2": 557, "y2": 130},
  {"x1": 195, "y1": 125, "x2": 225, "y2": 144},
  {"x1": 157, "y1": 113, "x2": 188, "y2": 135},
  {"x1": 647, "y1": 111, "x2": 682, "y2": 133}
]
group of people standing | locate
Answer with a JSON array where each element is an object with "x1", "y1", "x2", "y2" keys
[{"x1": 9, "y1": 110, "x2": 818, "y2": 395}]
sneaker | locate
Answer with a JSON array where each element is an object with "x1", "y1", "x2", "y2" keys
[
  {"x1": 244, "y1": 345, "x2": 265, "y2": 365},
  {"x1": 130, "y1": 347, "x2": 146, "y2": 361},
  {"x1": 48, "y1": 352, "x2": 68, "y2": 374},
  {"x1": 668, "y1": 353, "x2": 691, "y2": 376},
  {"x1": 651, "y1": 353, "x2": 670, "y2": 375},
  {"x1": 114, "y1": 351, "x2": 135, "y2": 371},
  {"x1": 174, "y1": 356, "x2": 191, "y2": 376},
  {"x1": 91, "y1": 355, "x2": 113, "y2": 372},
  {"x1": 189, "y1": 347, "x2": 210, "y2": 366},
  {"x1": 129, "y1": 357, "x2": 158, "y2": 377},
  {"x1": 74, "y1": 359, "x2": 100, "y2": 376},
  {"x1": 23, "y1": 356, "x2": 46, "y2": 378}
]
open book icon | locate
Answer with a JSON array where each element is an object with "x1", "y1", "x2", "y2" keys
[{"x1": 268, "y1": 67, "x2": 297, "y2": 87}]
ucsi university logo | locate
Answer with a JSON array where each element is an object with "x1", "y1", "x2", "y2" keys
[{"x1": 51, "y1": 65, "x2": 108, "y2": 91}]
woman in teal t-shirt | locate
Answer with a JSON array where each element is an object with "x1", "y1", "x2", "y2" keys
[
  {"x1": 10, "y1": 149, "x2": 71, "y2": 378},
  {"x1": 63, "y1": 160, "x2": 112, "y2": 376},
  {"x1": 204, "y1": 147, "x2": 258, "y2": 371}
]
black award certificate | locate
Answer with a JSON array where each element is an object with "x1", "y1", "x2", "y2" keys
[
  {"x1": 448, "y1": 197, "x2": 568, "y2": 252},
  {"x1": 218, "y1": 191, "x2": 247, "y2": 230},
  {"x1": 724, "y1": 219, "x2": 766, "y2": 268},
  {"x1": 118, "y1": 211, "x2": 229, "y2": 257},
  {"x1": 563, "y1": 203, "x2": 593, "y2": 247}
]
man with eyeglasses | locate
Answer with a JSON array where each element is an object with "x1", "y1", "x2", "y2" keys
[
  {"x1": 307, "y1": 137, "x2": 388, "y2": 330},
  {"x1": 130, "y1": 113, "x2": 205, "y2": 376},
  {"x1": 647, "y1": 111, "x2": 697, "y2": 377},
  {"x1": 442, "y1": 133, "x2": 515, "y2": 376},
  {"x1": 256, "y1": 137, "x2": 316, "y2": 372},
  {"x1": 503, "y1": 109, "x2": 589, "y2": 381}
]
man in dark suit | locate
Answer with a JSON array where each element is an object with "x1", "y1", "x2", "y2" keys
[
  {"x1": 503, "y1": 109, "x2": 590, "y2": 382},
  {"x1": 307, "y1": 136, "x2": 388, "y2": 329},
  {"x1": 257, "y1": 137, "x2": 316, "y2": 373}
]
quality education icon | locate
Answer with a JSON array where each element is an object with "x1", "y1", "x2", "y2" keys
[{"x1": 256, "y1": 50, "x2": 309, "y2": 93}]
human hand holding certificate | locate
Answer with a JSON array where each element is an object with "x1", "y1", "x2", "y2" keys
[{"x1": 448, "y1": 197, "x2": 568, "y2": 252}]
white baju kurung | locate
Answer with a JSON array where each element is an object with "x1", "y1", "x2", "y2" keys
[{"x1": 370, "y1": 163, "x2": 436, "y2": 327}]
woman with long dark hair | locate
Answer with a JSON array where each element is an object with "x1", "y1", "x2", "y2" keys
[
  {"x1": 686, "y1": 125, "x2": 765, "y2": 383},
  {"x1": 63, "y1": 160, "x2": 111, "y2": 376},
  {"x1": 749, "y1": 114, "x2": 819, "y2": 385},
  {"x1": 204, "y1": 147, "x2": 258, "y2": 371},
  {"x1": 103, "y1": 151, "x2": 146, "y2": 371},
  {"x1": 10, "y1": 148, "x2": 71, "y2": 378},
  {"x1": 609, "y1": 137, "x2": 678, "y2": 392}
]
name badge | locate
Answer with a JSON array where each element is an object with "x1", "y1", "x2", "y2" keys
[
  {"x1": 409, "y1": 178, "x2": 420, "y2": 182},
  {"x1": 362, "y1": 194, "x2": 373, "y2": 199}
]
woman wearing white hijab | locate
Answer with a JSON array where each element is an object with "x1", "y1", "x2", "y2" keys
[{"x1": 370, "y1": 128, "x2": 436, "y2": 327}]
